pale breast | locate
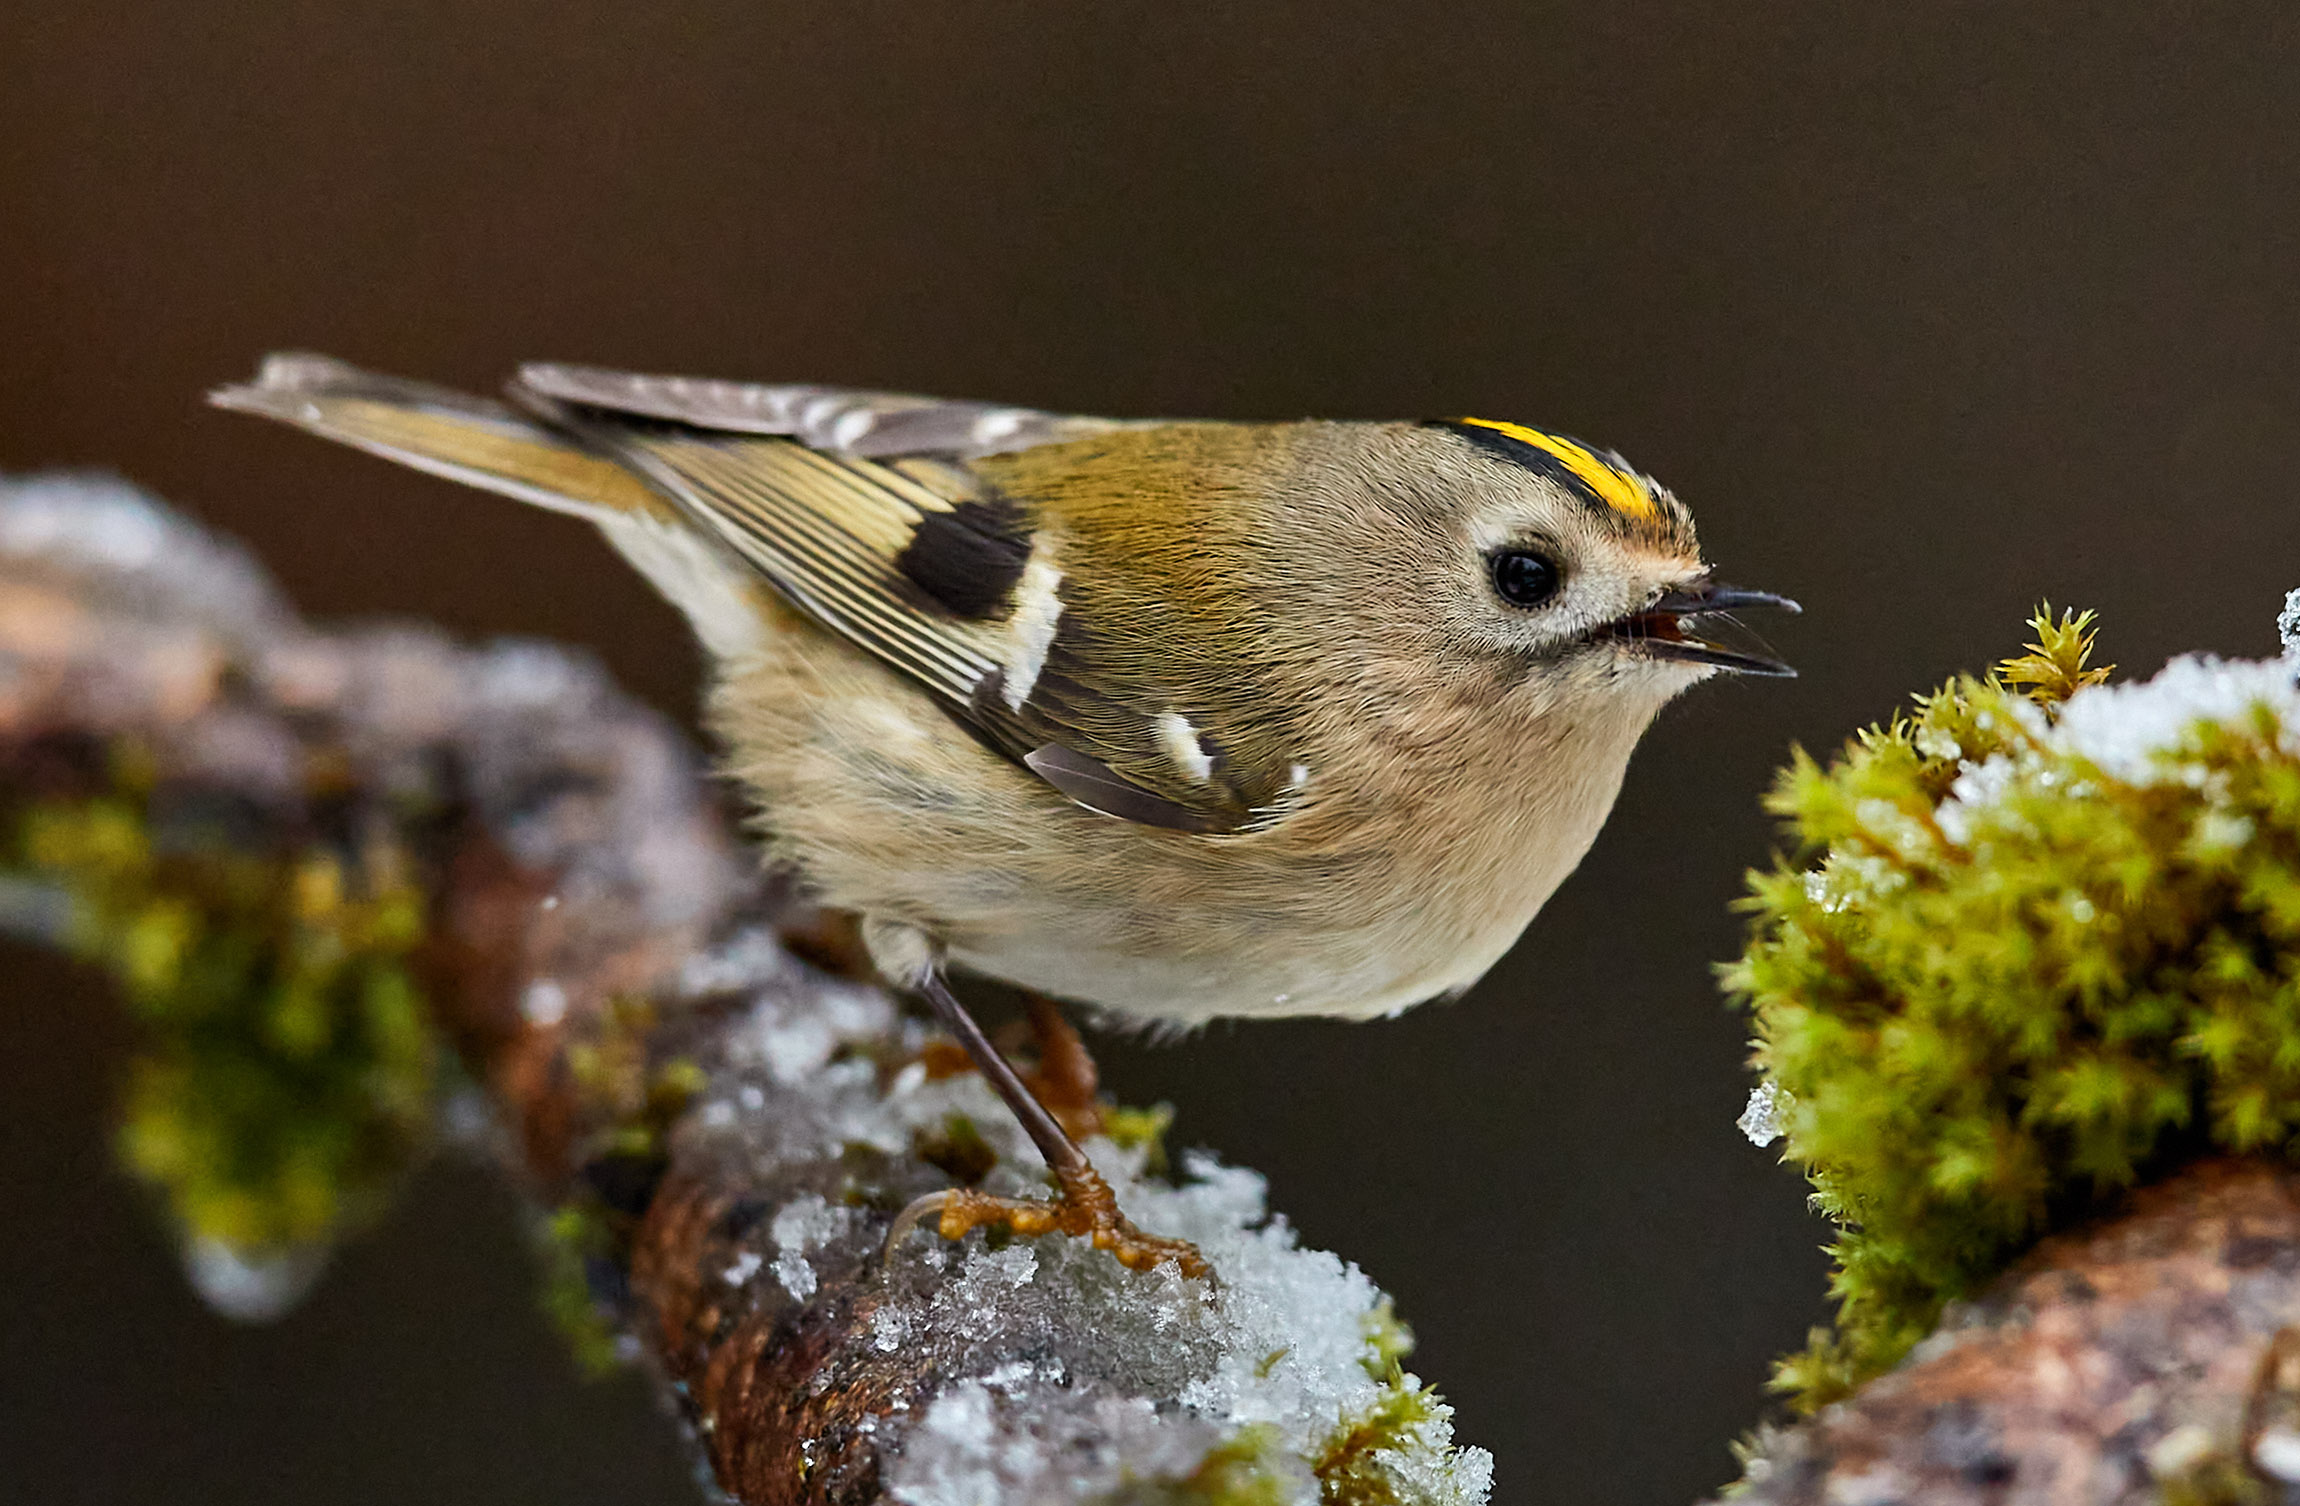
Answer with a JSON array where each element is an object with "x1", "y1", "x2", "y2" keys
[{"x1": 712, "y1": 620, "x2": 1663, "y2": 1025}]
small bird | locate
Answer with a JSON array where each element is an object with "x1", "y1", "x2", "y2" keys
[{"x1": 213, "y1": 355, "x2": 1796, "y2": 1274}]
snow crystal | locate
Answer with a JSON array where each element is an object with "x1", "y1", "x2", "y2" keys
[
  {"x1": 873, "y1": 1147, "x2": 1492, "y2": 1504},
  {"x1": 2281, "y1": 587, "x2": 2300, "y2": 656},
  {"x1": 2255, "y1": 1428, "x2": 2300, "y2": 1483},
  {"x1": 770, "y1": 1193, "x2": 856, "y2": 1302},
  {"x1": 2050, "y1": 653, "x2": 2300, "y2": 782},
  {"x1": 678, "y1": 925, "x2": 791, "y2": 997},
  {"x1": 1911, "y1": 723, "x2": 1962, "y2": 762},
  {"x1": 893, "y1": 1379, "x2": 1257, "y2": 1506},
  {"x1": 521, "y1": 978, "x2": 567, "y2": 1027},
  {"x1": 0, "y1": 473, "x2": 287, "y2": 637},
  {"x1": 1936, "y1": 756, "x2": 2019, "y2": 845},
  {"x1": 774, "y1": 1251, "x2": 817, "y2": 1302},
  {"x1": 1930, "y1": 639, "x2": 2300, "y2": 846},
  {"x1": 1739, "y1": 1081, "x2": 1793, "y2": 1148},
  {"x1": 723, "y1": 1250, "x2": 763, "y2": 1286}
]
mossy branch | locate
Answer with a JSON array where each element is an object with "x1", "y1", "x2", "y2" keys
[{"x1": 1722, "y1": 600, "x2": 2300, "y2": 1498}]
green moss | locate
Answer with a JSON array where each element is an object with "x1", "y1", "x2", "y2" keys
[
  {"x1": 536, "y1": 1204, "x2": 628, "y2": 1376},
  {"x1": 1358, "y1": 1298, "x2": 1416, "y2": 1380},
  {"x1": 1091, "y1": 1426, "x2": 1300, "y2": 1505},
  {"x1": 1103, "y1": 1101, "x2": 1177, "y2": 1176},
  {"x1": 1312, "y1": 1382, "x2": 1449, "y2": 1505},
  {"x1": 916, "y1": 1112, "x2": 1001, "y2": 1184},
  {"x1": 2156, "y1": 1457, "x2": 2273, "y2": 1506},
  {"x1": 1727, "y1": 608, "x2": 2300, "y2": 1407},
  {"x1": 1174, "y1": 1428, "x2": 1299, "y2": 1505},
  {"x1": 13, "y1": 764, "x2": 438, "y2": 1260}
]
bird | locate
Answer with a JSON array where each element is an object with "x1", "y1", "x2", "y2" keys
[{"x1": 213, "y1": 354, "x2": 1796, "y2": 1276}]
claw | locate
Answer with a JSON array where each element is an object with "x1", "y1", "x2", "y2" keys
[
  {"x1": 881, "y1": 1164, "x2": 1210, "y2": 1279},
  {"x1": 884, "y1": 1189, "x2": 955, "y2": 1274}
]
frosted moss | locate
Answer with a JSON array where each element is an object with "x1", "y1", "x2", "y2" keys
[{"x1": 1729, "y1": 607, "x2": 2300, "y2": 1407}]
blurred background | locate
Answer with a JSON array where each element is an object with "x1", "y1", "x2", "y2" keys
[{"x1": 4, "y1": 4, "x2": 2298, "y2": 1502}]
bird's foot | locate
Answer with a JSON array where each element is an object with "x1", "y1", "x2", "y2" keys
[
  {"x1": 891, "y1": 969, "x2": 1210, "y2": 1279},
  {"x1": 887, "y1": 1158, "x2": 1210, "y2": 1279}
]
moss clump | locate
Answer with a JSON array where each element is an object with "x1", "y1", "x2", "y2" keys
[
  {"x1": 14, "y1": 764, "x2": 436, "y2": 1259},
  {"x1": 1728, "y1": 608, "x2": 2300, "y2": 1408},
  {"x1": 1103, "y1": 1101, "x2": 1177, "y2": 1176},
  {"x1": 1145, "y1": 1427, "x2": 1303, "y2": 1505},
  {"x1": 1313, "y1": 1376, "x2": 1462, "y2": 1506},
  {"x1": 535, "y1": 1203, "x2": 629, "y2": 1377}
]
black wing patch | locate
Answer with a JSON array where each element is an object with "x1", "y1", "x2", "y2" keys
[{"x1": 894, "y1": 496, "x2": 1031, "y2": 620}]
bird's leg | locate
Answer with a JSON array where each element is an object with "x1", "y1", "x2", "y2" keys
[
  {"x1": 1019, "y1": 991, "x2": 1105, "y2": 1144},
  {"x1": 888, "y1": 972, "x2": 1208, "y2": 1279}
]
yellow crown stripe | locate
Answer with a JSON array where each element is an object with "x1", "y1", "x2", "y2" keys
[{"x1": 1459, "y1": 417, "x2": 1657, "y2": 522}]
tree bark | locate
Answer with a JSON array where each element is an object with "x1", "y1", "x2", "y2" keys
[{"x1": 1725, "y1": 1158, "x2": 2300, "y2": 1504}]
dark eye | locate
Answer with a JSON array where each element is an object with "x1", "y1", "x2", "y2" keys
[{"x1": 1489, "y1": 549, "x2": 1562, "y2": 609}]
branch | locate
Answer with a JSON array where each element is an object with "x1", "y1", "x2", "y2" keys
[
  {"x1": 0, "y1": 475, "x2": 1490, "y2": 1506},
  {"x1": 1724, "y1": 1159, "x2": 2300, "y2": 1504}
]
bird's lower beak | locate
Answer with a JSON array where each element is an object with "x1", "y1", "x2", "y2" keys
[{"x1": 1599, "y1": 578, "x2": 1800, "y2": 677}]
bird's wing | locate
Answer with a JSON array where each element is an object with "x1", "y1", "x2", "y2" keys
[
  {"x1": 516, "y1": 362, "x2": 1144, "y2": 460},
  {"x1": 510, "y1": 366, "x2": 1271, "y2": 833}
]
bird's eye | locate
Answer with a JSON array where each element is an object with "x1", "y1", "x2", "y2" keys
[{"x1": 1488, "y1": 549, "x2": 1562, "y2": 609}]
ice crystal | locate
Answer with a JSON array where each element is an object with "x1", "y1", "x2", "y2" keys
[{"x1": 1737, "y1": 1081, "x2": 1792, "y2": 1148}]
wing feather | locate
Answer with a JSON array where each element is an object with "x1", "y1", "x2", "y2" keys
[
  {"x1": 222, "y1": 353, "x2": 1287, "y2": 833},
  {"x1": 516, "y1": 362, "x2": 1145, "y2": 459},
  {"x1": 507, "y1": 369, "x2": 1274, "y2": 833}
]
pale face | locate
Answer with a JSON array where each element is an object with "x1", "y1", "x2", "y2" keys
[{"x1": 1454, "y1": 482, "x2": 1714, "y2": 676}]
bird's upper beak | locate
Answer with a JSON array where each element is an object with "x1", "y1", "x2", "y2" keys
[{"x1": 1598, "y1": 576, "x2": 1800, "y2": 677}]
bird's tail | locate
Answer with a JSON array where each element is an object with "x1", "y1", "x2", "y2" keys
[
  {"x1": 210, "y1": 353, "x2": 770, "y2": 660},
  {"x1": 209, "y1": 352, "x2": 669, "y2": 525}
]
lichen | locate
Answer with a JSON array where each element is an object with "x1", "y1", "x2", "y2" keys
[
  {"x1": 1727, "y1": 606, "x2": 2300, "y2": 1408},
  {"x1": 10, "y1": 749, "x2": 438, "y2": 1274}
]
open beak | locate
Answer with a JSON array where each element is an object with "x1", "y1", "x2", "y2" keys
[{"x1": 1599, "y1": 577, "x2": 1800, "y2": 677}]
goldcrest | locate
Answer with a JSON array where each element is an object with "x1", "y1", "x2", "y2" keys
[{"x1": 214, "y1": 356, "x2": 1794, "y2": 1028}]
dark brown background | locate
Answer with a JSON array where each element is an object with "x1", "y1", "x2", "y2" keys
[{"x1": 5, "y1": 5, "x2": 2298, "y2": 1502}]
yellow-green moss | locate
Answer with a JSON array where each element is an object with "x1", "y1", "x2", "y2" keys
[
  {"x1": 536, "y1": 1203, "x2": 629, "y2": 1376},
  {"x1": 13, "y1": 758, "x2": 437, "y2": 1259},
  {"x1": 1103, "y1": 1101, "x2": 1177, "y2": 1176},
  {"x1": 1727, "y1": 609, "x2": 2300, "y2": 1407},
  {"x1": 1314, "y1": 1377, "x2": 1456, "y2": 1506}
]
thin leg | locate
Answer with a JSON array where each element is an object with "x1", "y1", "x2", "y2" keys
[
  {"x1": 888, "y1": 972, "x2": 1208, "y2": 1279},
  {"x1": 917, "y1": 971, "x2": 1088, "y2": 1180},
  {"x1": 1022, "y1": 992, "x2": 1104, "y2": 1144}
]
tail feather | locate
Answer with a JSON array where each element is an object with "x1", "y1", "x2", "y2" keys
[
  {"x1": 211, "y1": 353, "x2": 771, "y2": 660},
  {"x1": 210, "y1": 352, "x2": 666, "y2": 525}
]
